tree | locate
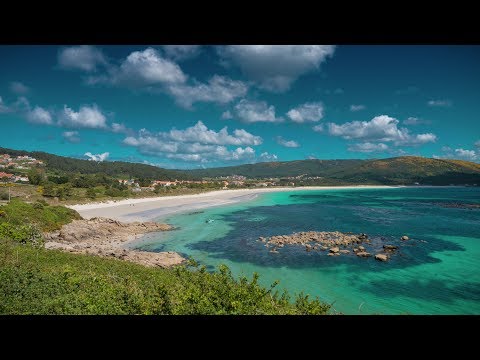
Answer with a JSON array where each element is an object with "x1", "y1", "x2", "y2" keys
[{"x1": 28, "y1": 168, "x2": 44, "y2": 185}]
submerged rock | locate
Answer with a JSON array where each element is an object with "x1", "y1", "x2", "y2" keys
[
  {"x1": 330, "y1": 247, "x2": 340, "y2": 253},
  {"x1": 383, "y1": 245, "x2": 398, "y2": 251},
  {"x1": 356, "y1": 251, "x2": 372, "y2": 258},
  {"x1": 401, "y1": 235, "x2": 409, "y2": 241}
]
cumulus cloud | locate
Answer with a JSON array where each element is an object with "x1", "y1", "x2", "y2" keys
[
  {"x1": 350, "y1": 104, "x2": 365, "y2": 112},
  {"x1": 259, "y1": 152, "x2": 278, "y2": 161},
  {"x1": 123, "y1": 121, "x2": 263, "y2": 164},
  {"x1": 167, "y1": 75, "x2": 247, "y2": 108},
  {"x1": 221, "y1": 110, "x2": 233, "y2": 119},
  {"x1": 454, "y1": 148, "x2": 477, "y2": 160},
  {"x1": 327, "y1": 115, "x2": 437, "y2": 146},
  {"x1": 276, "y1": 136, "x2": 300, "y2": 148},
  {"x1": 26, "y1": 106, "x2": 53, "y2": 125},
  {"x1": 84, "y1": 152, "x2": 110, "y2": 162},
  {"x1": 427, "y1": 99, "x2": 452, "y2": 107},
  {"x1": 435, "y1": 146, "x2": 478, "y2": 161},
  {"x1": 312, "y1": 124, "x2": 324, "y2": 132},
  {"x1": 58, "y1": 105, "x2": 107, "y2": 129},
  {"x1": 233, "y1": 99, "x2": 283, "y2": 123},
  {"x1": 62, "y1": 131, "x2": 80, "y2": 143},
  {"x1": 348, "y1": 142, "x2": 389, "y2": 153},
  {"x1": 58, "y1": 45, "x2": 107, "y2": 72},
  {"x1": 162, "y1": 45, "x2": 201, "y2": 61},
  {"x1": 218, "y1": 45, "x2": 335, "y2": 92},
  {"x1": 10, "y1": 81, "x2": 29, "y2": 95},
  {"x1": 110, "y1": 122, "x2": 134, "y2": 135},
  {"x1": 286, "y1": 102, "x2": 324, "y2": 123},
  {"x1": 111, "y1": 47, "x2": 187, "y2": 86}
]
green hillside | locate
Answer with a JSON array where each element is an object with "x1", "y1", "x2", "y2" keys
[
  {"x1": 186, "y1": 156, "x2": 480, "y2": 185},
  {"x1": 0, "y1": 147, "x2": 194, "y2": 180}
]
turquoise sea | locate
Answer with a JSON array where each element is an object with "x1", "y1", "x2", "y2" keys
[{"x1": 133, "y1": 187, "x2": 480, "y2": 315}]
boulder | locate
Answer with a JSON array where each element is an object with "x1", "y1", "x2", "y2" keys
[
  {"x1": 327, "y1": 253, "x2": 335, "y2": 256},
  {"x1": 358, "y1": 246, "x2": 365, "y2": 251},
  {"x1": 356, "y1": 251, "x2": 371, "y2": 257},
  {"x1": 401, "y1": 235, "x2": 409, "y2": 241},
  {"x1": 329, "y1": 247, "x2": 340, "y2": 253},
  {"x1": 375, "y1": 254, "x2": 388, "y2": 261},
  {"x1": 383, "y1": 245, "x2": 398, "y2": 251},
  {"x1": 339, "y1": 249, "x2": 350, "y2": 254}
]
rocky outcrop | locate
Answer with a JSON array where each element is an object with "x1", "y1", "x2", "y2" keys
[
  {"x1": 44, "y1": 217, "x2": 185, "y2": 268},
  {"x1": 375, "y1": 254, "x2": 388, "y2": 262}
]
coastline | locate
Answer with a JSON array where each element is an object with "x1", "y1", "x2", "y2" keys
[{"x1": 68, "y1": 185, "x2": 402, "y2": 222}]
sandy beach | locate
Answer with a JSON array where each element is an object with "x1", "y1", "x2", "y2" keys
[{"x1": 68, "y1": 185, "x2": 400, "y2": 222}]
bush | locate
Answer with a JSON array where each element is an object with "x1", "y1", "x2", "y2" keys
[
  {"x1": 0, "y1": 222, "x2": 44, "y2": 247},
  {"x1": 0, "y1": 191, "x2": 8, "y2": 201}
]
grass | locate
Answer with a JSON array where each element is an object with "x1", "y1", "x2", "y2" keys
[{"x1": 0, "y1": 241, "x2": 331, "y2": 315}]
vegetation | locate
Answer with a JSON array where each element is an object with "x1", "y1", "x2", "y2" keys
[
  {"x1": 0, "y1": 242, "x2": 329, "y2": 315},
  {"x1": 187, "y1": 156, "x2": 480, "y2": 185},
  {"x1": 0, "y1": 199, "x2": 81, "y2": 233},
  {"x1": 0, "y1": 146, "x2": 195, "y2": 181},
  {"x1": 0, "y1": 199, "x2": 329, "y2": 314}
]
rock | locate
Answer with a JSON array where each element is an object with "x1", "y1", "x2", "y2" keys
[
  {"x1": 269, "y1": 249, "x2": 279, "y2": 254},
  {"x1": 383, "y1": 245, "x2": 398, "y2": 251},
  {"x1": 327, "y1": 253, "x2": 335, "y2": 256},
  {"x1": 401, "y1": 235, "x2": 409, "y2": 241},
  {"x1": 339, "y1": 249, "x2": 350, "y2": 254},
  {"x1": 329, "y1": 247, "x2": 340, "y2": 253},
  {"x1": 356, "y1": 251, "x2": 371, "y2": 258},
  {"x1": 358, "y1": 246, "x2": 365, "y2": 251},
  {"x1": 375, "y1": 254, "x2": 388, "y2": 261},
  {"x1": 353, "y1": 248, "x2": 359, "y2": 253}
]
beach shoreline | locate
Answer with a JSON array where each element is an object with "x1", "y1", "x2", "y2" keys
[{"x1": 68, "y1": 185, "x2": 402, "y2": 222}]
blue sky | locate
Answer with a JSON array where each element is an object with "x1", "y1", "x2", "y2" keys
[{"x1": 0, "y1": 45, "x2": 479, "y2": 169}]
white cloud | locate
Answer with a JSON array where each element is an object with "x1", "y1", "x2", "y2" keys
[
  {"x1": 233, "y1": 99, "x2": 283, "y2": 123},
  {"x1": 221, "y1": 110, "x2": 233, "y2": 119},
  {"x1": 428, "y1": 99, "x2": 452, "y2": 107},
  {"x1": 403, "y1": 117, "x2": 431, "y2": 126},
  {"x1": 276, "y1": 136, "x2": 300, "y2": 148},
  {"x1": 110, "y1": 122, "x2": 134, "y2": 135},
  {"x1": 26, "y1": 106, "x2": 53, "y2": 125},
  {"x1": 58, "y1": 45, "x2": 107, "y2": 72},
  {"x1": 348, "y1": 142, "x2": 389, "y2": 153},
  {"x1": 259, "y1": 152, "x2": 278, "y2": 161},
  {"x1": 166, "y1": 121, "x2": 262, "y2": 146},
  {"x1": 218, "y1": 45, "x2": 335, "y2": 92},
  {"x1": 327, "y1": 115, "x2": 437, "y2": 146},
  {"x1": 123, "y1": 121, "x2": 263, "y2": 164},
  {"x1": 167, "y1": 75, "x2": 247, "y2": 108},
  {"x1": 454, "y1": 148, "x2": 477, "y2": 160},
  {"x1": 162, "y1": 45, "x2": 201, "y2": 61},
  {"x1": 10, "y1": 81, "x2": 29, "y2": 95},
  {"x1": 62, "y1": 131, "x2": 80, "y2": 143},
  {"x1": 58, "y1": 104, "x2": 107, "y2": 129},
  {"x1": 84, "y1": 152, "x2": 110, "y2": 162},
  {"x1": 312, "y1": 124, "x2": 324, "y2": 132},
  {"x1": 474, "y1": 140, "x2": 480, "y2": 148},
  {"x1": 350, "y1": 104, "x2": 366, "y2": 112},
  {"x1": 112, "y1": 47, "x2": 187, "y2": 86},
  {"x1": 286, "y1": 102, "x2": 324, "y2": 123}
]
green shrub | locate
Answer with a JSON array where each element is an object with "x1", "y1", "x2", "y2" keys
[
  {"x1": 0, "y1": 191, "x2": 9, "y2": 201},
  {"x1": 0, "y1": 222, "x2": 44, "y2": 247}
]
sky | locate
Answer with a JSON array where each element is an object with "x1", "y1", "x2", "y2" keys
[{"x1": 0, "y1": 45, "x2": 479, "y2": 169}]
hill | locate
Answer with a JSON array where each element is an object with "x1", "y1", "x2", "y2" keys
[
  {"x1": 186, "y1": 156, "x2": 480, "y2": 185},
  {"x1": 0, "y1": 147, "x2": 194, "y2": 180}
]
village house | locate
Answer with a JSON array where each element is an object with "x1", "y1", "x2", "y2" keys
[{"x1": 0, "y1": 172, "x2": 14, "y2": 181}]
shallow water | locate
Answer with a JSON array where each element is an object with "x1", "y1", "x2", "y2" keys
[{"x1": 133, "y1": 187, "x2": 480, "y2": 314}]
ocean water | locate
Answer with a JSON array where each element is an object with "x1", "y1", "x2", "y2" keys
[{"x1": 133, "y1": 187, "x2": 480, "y2": 315}]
